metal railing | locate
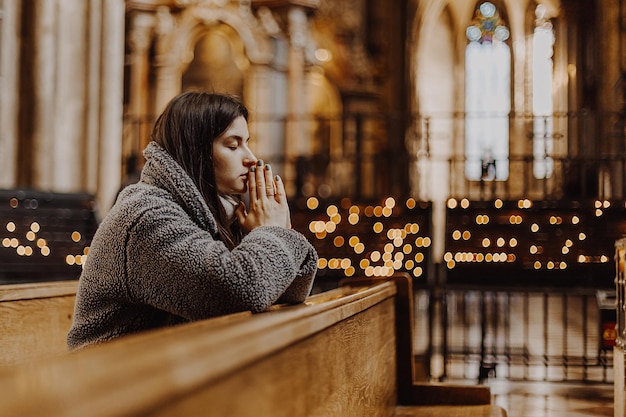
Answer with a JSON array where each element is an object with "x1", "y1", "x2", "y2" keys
[{"x1": 123, "y1": 110, "x2": 626, "y2": 202}]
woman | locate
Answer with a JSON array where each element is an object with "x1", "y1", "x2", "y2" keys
[{"x1": 67, "y1": 92, "x2": 318, "y2": 350}]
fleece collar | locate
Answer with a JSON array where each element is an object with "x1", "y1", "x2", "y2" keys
[{"x1": 141, "y1": 141, "x2": 218, "y2": 234}]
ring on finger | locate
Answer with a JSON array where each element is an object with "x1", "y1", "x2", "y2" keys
[{"x1": 266, "y1": 186, "x2": 275, "y2": 196}]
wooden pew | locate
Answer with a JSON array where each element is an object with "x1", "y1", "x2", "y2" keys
[
  {"x1": 0, "y1": 274, "x2": 507, "y2": 417},
  {"x1": 0, "y1": 280, "x2": 78, "y2": 367}
]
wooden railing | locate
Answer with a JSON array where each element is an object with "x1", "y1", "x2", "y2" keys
[{"x1": 0, "y1": 275, "x2": 506, "y2": 417}]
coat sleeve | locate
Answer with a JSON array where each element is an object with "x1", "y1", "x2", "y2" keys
[{"x1": 124, "y1": 200, "x2": 318, "y2": 320}]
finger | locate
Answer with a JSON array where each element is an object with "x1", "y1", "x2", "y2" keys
[
  {"x1": 264, "y1": 164, "x2": 275, "y2": 198},
  {"x1": 235, "y1": 201, "x2": 247, "y2": 225},
  {"x1": 255, "y1": 160, "x2": 267, "y2": 200},
  {"x1": 248, "y1": 165, "x2": 258, "y2": 201},
  {"x1": 274, "y1": 174, "x2": 286, "y2": 203}
]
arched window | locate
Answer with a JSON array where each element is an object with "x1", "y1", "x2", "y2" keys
[
  {"x1": 532, "y1": 4, "x2": 555, "y2": 179},
  {"x1": 465, "y1": 2, "x2": 510, "y2": 181}
]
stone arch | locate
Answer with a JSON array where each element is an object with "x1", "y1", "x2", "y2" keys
[{"x1": 153, "y1": 4, "x2": 275, "y2": 112}]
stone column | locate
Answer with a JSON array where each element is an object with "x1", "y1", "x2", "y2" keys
[
  {"x1": 97, "y1": 0, "x2": 126, "y2": 212},
  {"x1": 153, "y1": 6, "x2": 180, "y2": 115},
  {"x1": 52, "y1": 0, "x2": 88, "y2": 192},
  {"x1": 285, "y1": 6, "x2": 308, "y2": 196},
  {"x1": 127, "y1": 12, "x2": 155, "y2": 153},
  {"x1": 0, "y1": 0, "x2": 20, "y2": 188},
  {"x1": 31, "y1": 0, "x2": 58, "y2": 190}
]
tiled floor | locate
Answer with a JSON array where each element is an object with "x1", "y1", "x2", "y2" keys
[{"x1": 485, "y1": 379, "x2": 614, "y2": 417}]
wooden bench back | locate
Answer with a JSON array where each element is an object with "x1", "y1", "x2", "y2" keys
[
  {"x1": 0, "y1": 275, "x2": 505, "y2": 417},
  {"x1": 0, "y1": 281, "x2": 400, "y2": 417},
  {"x1": 0, "y1": 280, "x2": 78, "y2": 367}
]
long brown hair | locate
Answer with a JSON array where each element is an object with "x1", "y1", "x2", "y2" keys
[{"x1": 151, "y1": 91, "x2": 249, "y2": 249}]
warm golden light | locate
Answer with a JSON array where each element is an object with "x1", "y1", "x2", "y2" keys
[
  {"x1": 447, "y1": 198, "x2": 458, "y2": 209},
  {"x1": 354, "y1": 243, "x2": 365, "y2": 254},
  {"x1": 306, "y1": 197, "x2": 319, "y2": 210},
  {"x1": 6, "y1": 222, "x2": 16, "y2": 232}
]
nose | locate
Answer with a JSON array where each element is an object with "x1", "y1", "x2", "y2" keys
[{"x1": 243, "y1": 148, "x2": 257, "y2": 167}]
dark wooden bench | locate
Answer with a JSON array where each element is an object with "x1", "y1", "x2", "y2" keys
[
  {"x1": 0, "y1": 274, "x2": 506, "y2": 416},
  {"x1": 0, "y1": 280, "x2": 78, "y2": 367}
]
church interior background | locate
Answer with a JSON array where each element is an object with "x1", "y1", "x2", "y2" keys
[{"x1": 2, "y1": 0, "x2": 626, "y2": 414}]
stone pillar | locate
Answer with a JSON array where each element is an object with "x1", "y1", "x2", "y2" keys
[
  {"x1": 153, "y1": 6, "x2": 180, "y2": 115},
  {"x1": 97, "y1": 0, "x2": 126, "y2": 212},
  {"x1": 127, "y1": 12, "x2": 155, "y2": 153},
  {"x1": 285, "y1": 6, "x2": 308, "y2": 196},
  {"x1": 0, "y1": 0, "x2": 20, "y2": 188},
  {"x1": 31, "y1": 0, "x2": 58, "y2": 190},
  {"x1": 52, "y1": 0, "x2": 88, "y2": 192}
]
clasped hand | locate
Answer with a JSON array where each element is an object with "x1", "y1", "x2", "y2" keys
[{"x1": 235, "y1": 160, "x2": 291, "y2": 231}]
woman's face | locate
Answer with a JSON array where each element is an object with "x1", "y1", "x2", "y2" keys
[{"x1": 213, "y1": 115, "x2": 257, "y2": 195}]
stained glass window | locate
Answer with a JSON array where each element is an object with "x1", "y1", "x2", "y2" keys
[
  {"x1": 465, "y1": 2, "x2": 510, "y2": 181},
  {"x1": 532, "y1": 4, "x2": 555, "y2": 179}
]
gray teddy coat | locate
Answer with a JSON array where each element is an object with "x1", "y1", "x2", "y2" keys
[{"x1": 67, "y1": 142, "x2": 318, "y2": 350}]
